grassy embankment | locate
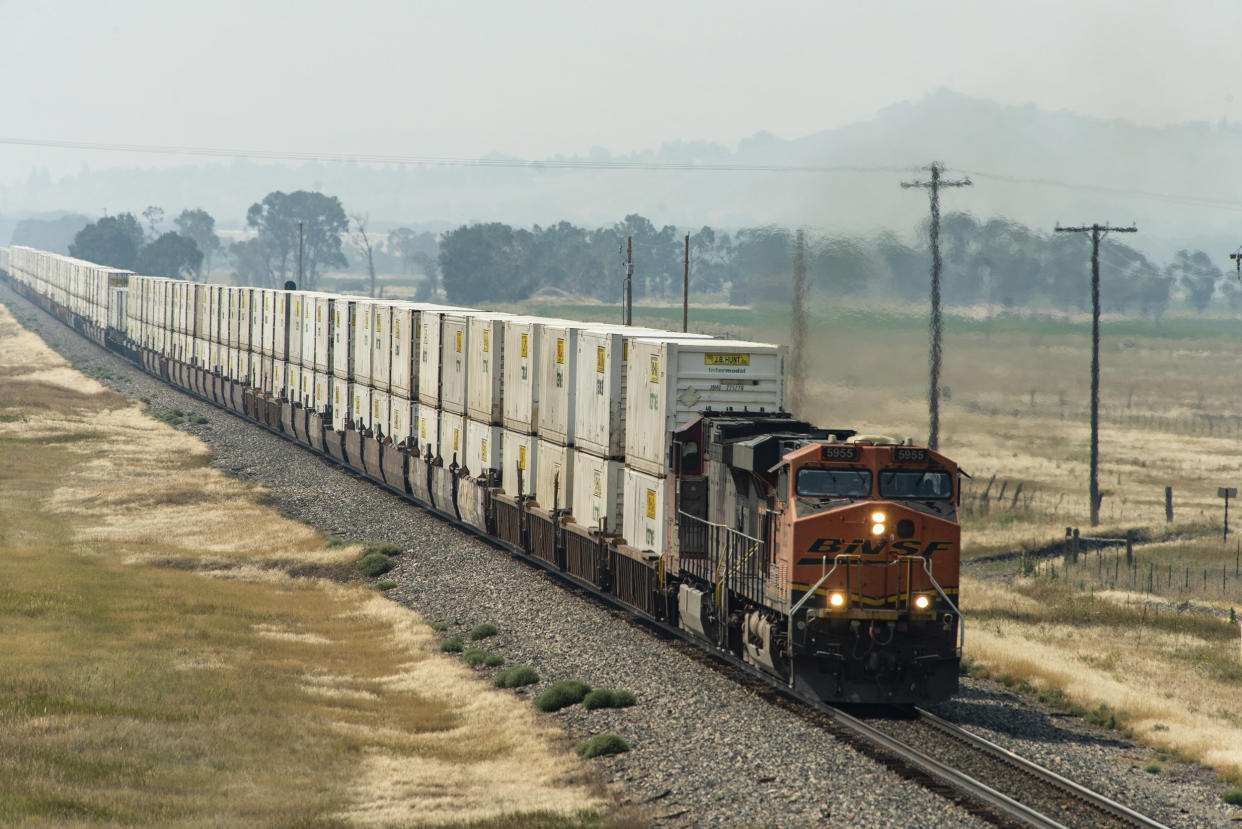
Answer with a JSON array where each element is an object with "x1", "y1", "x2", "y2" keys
[
  {"x1": 0, "y1": 303, "x2": 608, "y2": 826},
  {"x1": 530, "y1": 299, "x2": 1242, "y2": 783}
]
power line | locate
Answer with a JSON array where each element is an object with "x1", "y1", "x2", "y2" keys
[
  {"x1": 8, "y1": 136, "x2": 1242, "y2": 212},
  {"x1": 1055, "y1": 222, "x2": 1138, "y2": 528},
  {"x1": 0, "y1": 137, "x2": 910, "y2": 175},
  {"x1": 902, "y1": 162, "x2": 972, "y2": 451}
]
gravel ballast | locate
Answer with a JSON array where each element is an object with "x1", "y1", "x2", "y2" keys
[{"x1": 5, "y1": 282, "x2": 1238, "y2": 828}]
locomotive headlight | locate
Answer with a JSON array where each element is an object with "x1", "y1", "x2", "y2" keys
[
  {"x1": 871, "y1": 511, "x2": 886, "y2": 523},
  {"x1": 829, "y1": 592, "x2": 845, "y2": 608},
  {"x1": 914, "y1": 594, "x2": 931, "y2": 610},
  {"x1": 871, "y1": 522, "x2": 885, "y2": 536}
]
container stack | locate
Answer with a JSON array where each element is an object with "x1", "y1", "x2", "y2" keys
[
  {"x1": 464, "y1": 311, "x2": 511, "y2": 478},
  {"x1": 622, "y1": 337, "x2": 786, "y2": 552}
]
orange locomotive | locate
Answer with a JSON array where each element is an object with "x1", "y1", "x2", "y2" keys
[{"x1": 666, "y1": 413, "x2": 962, "y2": 704}]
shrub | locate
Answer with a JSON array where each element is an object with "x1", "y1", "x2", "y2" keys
[
  {"x1": 358, "y1": 552, "x2": 394, "y2": 577},
  {"x1": 325, "y1": 536, "x2": 349, "y2": 548},
  {"x1": 469, "y1": 622, "x2": 499, "y2": 640},
  {"x1": 583, "y1": 689, "x2": 637, "y2": 710},
  {"x1": 364, "y1": 541, "x2": 402, "y2": 557},
  {"x1": 426, "y1": 620, "x2": 448, "y2": 632},
  {"x1": 577, "y1": 733, "x2": 629, "y2": 758},
  {"x1": 374, "y1": 580, "x2": 397, "y2": 591},
  {"x1": 483, "y1": 653, "x2": 504, "y2": 667},
  {"x1": 188, "y1": 414, "x2": 208, "y2": 425},
  {"x1": 493, "y1": 666, "x2": 539, "y2": 688},
  {"x1": 534, "y1": 680, "x2": 592, "y2": 712},
  {"x1": 462, "y1": 648, "x2": 488, "y2": 666},
  {"x1": 1144, "y1": 763, "x2": 1161, "y2": 774},
  {"x1": 1223, "y1": 788, "x2": 1242, "y2": 805}
]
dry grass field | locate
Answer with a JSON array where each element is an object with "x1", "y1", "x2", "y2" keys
[
  {"x1": 527, "y1": 299, "x2": 1242, "y2": 784},
  {"x1": 0, "y1": 305, "x2": 610, "y2": 827}
]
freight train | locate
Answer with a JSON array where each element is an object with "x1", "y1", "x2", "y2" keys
[{"x1": 1, "y1": 244, "x2": 962, "y2": 704}]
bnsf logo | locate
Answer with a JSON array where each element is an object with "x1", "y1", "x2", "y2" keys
[{"x1": 807, "y1": 537, "x2": 954, "y2": 557}]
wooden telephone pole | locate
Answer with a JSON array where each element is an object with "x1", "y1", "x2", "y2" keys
[
  {"x1": 1055, "y1": 222, "x2": 1138, "y2": 526},
  {"x1": 902, "y1": 162, "x2": 972, "y2": 450}
]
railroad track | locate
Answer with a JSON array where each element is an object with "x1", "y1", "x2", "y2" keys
[
  {"x1": 4, "y1": 282, "x2": 1172, "y2": 829},
  {"x1": 837, "y1": 707, "x2": 1170, "y2": 829}
]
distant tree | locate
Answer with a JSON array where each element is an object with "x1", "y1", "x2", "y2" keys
[
  {"x1": 9, "y1": 213, "x2": 91, "y2": 254},
  {"x1": 439, "y1": 222, "x2": 532, "y2": 304},
  {"x1": 387, "y1": 227, "x2": 439, "y2": 274},
  {"x1": 245, "y1": 190, "x2": 348, "y2": 290},
  {"x1": 68, "y1": 213, "x2": 144, "y2": 270},
  {"x1": 173, "y1": 208, "x2": 221, "y2": 281},
  {"x1": 229, "y1": 236, "x2": 278, "y2": 288},
  {"x1": 1166, "y1": 249, "x2": 1221, "y2": 312},
  {"x1": 729, "y1": 227, "x2": 793, "y2": 305},
  {"x1": 351, "y1": 213, "x2": 378, "y2": 297},
  {"x1": 136, "y1": 232, "x2": 202, "y2": 279},
  {"x1": 142, "y1": 205, "x2": 165, "y2": 240}
]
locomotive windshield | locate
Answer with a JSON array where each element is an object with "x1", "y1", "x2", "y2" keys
[
  {"x1": 879, "y1": 470, "x2": 953, "y2": 499},
  {"x1": 795, "y1": 467, "x2": 872, "y2": 498}
]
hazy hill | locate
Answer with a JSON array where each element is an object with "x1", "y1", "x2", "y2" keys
[{"x1": 6, "y1": 89, "x2": 1242, "y2": 261}]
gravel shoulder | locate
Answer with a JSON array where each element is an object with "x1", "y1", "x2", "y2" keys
[{"x1": 5, "y1": 281, "x2": 1237, "y2": 828}]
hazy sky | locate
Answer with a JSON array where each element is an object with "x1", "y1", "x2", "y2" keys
[{"x1": 1, "y1": 0, "x2": 1237, "y2": 185}]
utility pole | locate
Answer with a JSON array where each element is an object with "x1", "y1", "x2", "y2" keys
[
  {"x1": 297, "y1": 221, "x2": 304, "y2": 289},
  {"x1": 902, "y1": 162, "x2": 972, "y2": 450},
  {"x1": 1055, "y1": 222, "x2": 1138, "y2": 526},
  {"x1": 625, "y1": 236, "x2": 633, "y2": 326},
  {"x1": 789, "y1": 229, "x2": 807, "y2": 416},
  {"x1": 682, "y1": 234, "x2": 690, "y2": 333}
]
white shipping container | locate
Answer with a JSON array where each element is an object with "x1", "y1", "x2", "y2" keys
[
  {"x1": 331, "y1": 378, "x2": 352, "y2": 432},
  {"x1": 350, "y1": 384, "x2": 371, "y2": 431},
  {"x1": 262, "y1": 355, "x2": 275, "y2": 396},
  {"x1": 371, "y1": 302, "x2": 393, "y2": 392},
  {"x1": 465, "y1": 418, "x2": 503, "y2": 479},
  {"x1": 624, "y1": 338, "x2": 785, "y2": 477},
  {"x1": 572, "y1": 451, "x2": 625, "y2": 534},
  {"x1": 287, "y1": 293, "x2": 305, "y2": 367},
  {"x1": 273, "y1": 291, "x2": 290, "y2": 360},
  {"x1": 623, "y1": 466, "x2": 668, "y2": 553},
  {"x1": 332, "y1": 299, "x2": 356, "y2": 380},
  {"x1": 573, "y1": 326, "x2": 627, "y2": 458},
  {"x1": 299, "y1": 292, "x2": 316, "y2": 370},
  {"x1": 352, "y1": 300, "x2": 374, "y2": 387},
  {"x1": 249, "y1": 287, "x2": 263, "y2": 352},
  {"x1": 501, "y1": 429, "x2": 537, "y2": 498},
  {"x1": 388, "y1": 396, "x2": 416, "y2": 446},
  {"x1": 251, "y1": 352, "x2": 265, "y2": 391},
  {"x1": 440, "y1": 410, "x2": 466, "y2": 467},
  {"x1": 238, "y1": 288, "x2": 252, "y2": 352},
  {"x1": 417, "y1": 309, "x2": 450, "y2": 406},
  {"x1": 259, "y1": 289, "x2": 275, "y2": 356},
  {"x1": 466, "y1": 312, "x2": 511, "y2": 424},
  {"x1": 537, "y1": 322, "x2": 579, "y2": 444},
  {"x1": 389, "y1": 303, "x2": 418, "y2": 398},
  {"x1": 272, "y1": 361, "x2": 287, "y2": 400},
  {"x1": 314, "y1": 371, "x2": 332, "y2": 415},
  {"x1": 415, "y1": 404, "x2": 439, "y2": 458},
  {"x1": 300, "y1": 366, "x2": 315, "y2": 409},
  {"x1": 314, "y1": 295, "x2": 334, "y2": 374},
  {"x1": 439, "y1": 313, "x2": 470, "y2": 415},
  {"x1": 535, "y1": 439, "x2": 574, "y2": 512},
  {"x1": 371, "y1": 389, "x2": 391, "y2": 437},
  {"x1": 500, "y1": 317, "x2": 546, "y2": 433}
]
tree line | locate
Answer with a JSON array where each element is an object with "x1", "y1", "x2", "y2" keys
[{"x1": 60, "y1": 191, "x2": 1236, "y2": 317}]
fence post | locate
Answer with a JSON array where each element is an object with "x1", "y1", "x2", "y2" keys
[
  {"x1": 1165, "y1": 486, "x2": 1173, "y2": 523},
  {"x1": 1071, "y1": 528, "x2": 1080, "y2": 564},
  {"x1": 1125, "y1": 530, "x2": 1134, "y2": 566}
]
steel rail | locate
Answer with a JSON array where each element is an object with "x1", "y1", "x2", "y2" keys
[{"x1": 915, "y1": 708, "x2": 1170, "y2": 829}]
